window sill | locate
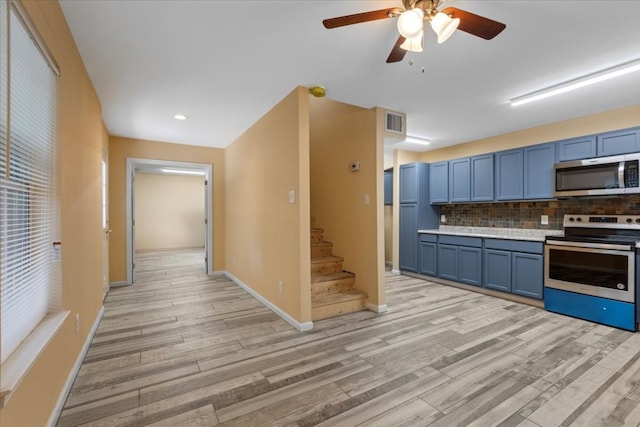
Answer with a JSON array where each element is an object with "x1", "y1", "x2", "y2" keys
[{"x1": 0, "y1": 311, "x2": 69, "y2": 408}]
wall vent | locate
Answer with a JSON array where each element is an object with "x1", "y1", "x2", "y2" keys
[{"x1": 385, "y1": 111, "x2": 404, "y2": 134}]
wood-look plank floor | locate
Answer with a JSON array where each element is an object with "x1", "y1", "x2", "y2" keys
[{"x1": 57, "y1": 248, "x2": 640, "y2": 427}]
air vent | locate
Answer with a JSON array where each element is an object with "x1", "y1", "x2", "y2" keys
[{"x1": 385, "y1": 111, "x2": 404, "y2": 134}]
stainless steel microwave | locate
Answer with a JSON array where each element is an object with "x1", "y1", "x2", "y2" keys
[{"x1": 554, "y1": 153, "x2": 640, "y2": 197}]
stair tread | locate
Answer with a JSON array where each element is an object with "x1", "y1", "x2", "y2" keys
[
  {"x1": 311, "y1": 227, "x2": 324, "y2": 233},
  {"x1": 311, "y1": 241, "x2": 332, "y2": 247},
  {"x1": 311, "y1": 271, "x2": 355, "y2": 283},
  {"x1": 310, "y1": 255, "x2": 343, "y2": 264},
  {"x1": 312, "y1": 290, "x2": 367, "y2": 307}
]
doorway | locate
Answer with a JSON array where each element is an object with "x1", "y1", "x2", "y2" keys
[{"x1": 125, "y1": 158, "x2": 213, "y2": 284}]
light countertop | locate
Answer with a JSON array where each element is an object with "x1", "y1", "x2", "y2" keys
[{"x1": 417, "y1": 226, "x2": 563, "y2": 242}]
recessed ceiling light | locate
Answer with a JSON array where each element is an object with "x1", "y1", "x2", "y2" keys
[{"x1": 174, "y1": 114, "x2": 187, "y2": 120}]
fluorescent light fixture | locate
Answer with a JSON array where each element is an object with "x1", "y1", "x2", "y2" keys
[
  {"x1": 174, "y1": 114, "x2": 187, "y2": 120},
  {"x1": 160, "y1": 168, "x2": 204, "y2": 176},
  {"x1": 511, "y1": 58, "x2": 640, "y2": 107},
  {"x1": 404, "y1": 135, "x2": 431, "y2": 145}
]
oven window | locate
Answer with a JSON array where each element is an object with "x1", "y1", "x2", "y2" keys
[{"x1": 548, "y1": 249, "x2": 629, "y2": 291}]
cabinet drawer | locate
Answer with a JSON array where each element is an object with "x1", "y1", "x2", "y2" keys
[
  {"x1": 438, "y1": 235, "x2": 482, "y2": 247},
  {"x1": 420, "y1": 233, "x2": 438, "y2": 243},
  {"x1": 484, "y1": 239, "x2": 543, "y2": 254}
]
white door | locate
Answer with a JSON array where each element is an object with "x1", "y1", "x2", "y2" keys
[{"x1": 101, "y1": 152, "x2": 110, "y2": 300}]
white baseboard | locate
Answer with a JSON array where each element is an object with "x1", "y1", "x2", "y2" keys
[
  {"x1": 391, "y1": 269, "x2": 401, "y2": 275},
  {"x1": 47, "y1": 306, "x2": 105, "y2": 427},
  {"x1": 366, "y1": 303, "x2": 388, "y2": 313},
  {"x1": 109, "y1": 281, "x2": 129, "y2": 287},
  {"x1": 223, "y1": 271, "x2": 313, "y2": 332}
]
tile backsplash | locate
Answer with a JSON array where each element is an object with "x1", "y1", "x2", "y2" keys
[{"x1": 439, "y1": 196, "x2": 640, "y2": 230}]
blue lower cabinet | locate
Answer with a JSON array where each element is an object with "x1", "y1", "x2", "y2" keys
[
  {"x1": 459, "y1": 247, "x2": 482, "y2": 286},
  {"x1": 512, "y1": 252, "x2": 543, "y2": 299},
  {"x1": 419, "y1": 235, "x2": 437, "y2": 276},
  {"x1": 485, "y1": 249, "x2": 511, "y2": 292},
  {"x1": 438, "y1": 244, "x2": 458, "y2": 281},
  {"x1": 399, "y1": 204, "x2": 418, "y2": 272}
]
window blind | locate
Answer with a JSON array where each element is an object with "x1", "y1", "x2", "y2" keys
[{"x1": 0, "y1": 0, "x2": 60, "y2": 364}]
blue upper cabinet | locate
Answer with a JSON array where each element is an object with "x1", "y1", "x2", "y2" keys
[
  {"x1": 556, "y1": 135, "x2": 597, "y2": 161},
  {"x1": 384, "y1": 170, "x2": 393, "y2": 205},
  {"x1": 399, "y1": 163, "x2": 419, "y2": 203},
  {"x1": 597, "y1": 127, "x2": 640, "y2": 157},
  {"x1": 429, "y1": 161, "x2": 449, "y2": 204},
  {"x1": 495, "y1": 149, "x2": 524, "y2": 200},
  {"x1": 524, "y1": 143, "x2": 555, "y2": 200},
  {"x1": 449, "y1": 158, "x2": 471, "y2": 202},
  {"x1": 471, "y1": 154, "x2": 494, "y2": 202}
]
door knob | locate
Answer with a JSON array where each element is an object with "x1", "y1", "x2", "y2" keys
[{"x1": 105, "y1": 229, "x2": 112, "y2": 234}]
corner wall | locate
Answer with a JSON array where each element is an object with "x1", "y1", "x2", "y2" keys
[
  {"x1": 225, "y1": 86, "x2": 311, "y2": 324},
  {"x1": 0, "y1": 2, "x2": 107, "y2": 425},
  {"x1": 109, "y1": 137, "x2": 225, "y2": 282}
]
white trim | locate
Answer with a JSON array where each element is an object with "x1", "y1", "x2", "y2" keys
[
  {"x1": 46, "y1": 306, "x2": 104, "y2": 427},
  {"x1": 109, "y1": 281, "x2": 129, "y2": 288},
  {"x1": 391, "y1": 269, "x2": 401, "y2": 275},
  {"x1": 0, "y1": 311, "x2": 69, "y2": 408},
  {"x1": 223, "y1": 272, "x2": 313, "y2": 332},
  {"x1": 365, "y1": 303, "x2": 388, "y2": 313}
]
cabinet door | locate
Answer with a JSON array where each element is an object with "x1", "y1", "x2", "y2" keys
[
  {"x1": 419, "y1": 241, "x2": 437, "y2": 276},
  {"x1": 512, "y1": 252, "x2": 543, "y2": 299},
  {"x1": 485, "y1": 249, "x2": 511, "y2": 292},
  {"x1": 399, "y1": 204, "x2": 418, "y2": 271},
  {"x1": 495, "y1": 149, "x2": 524, "y2": 200},
  {"x1": 399, "y1": 164, "x2": 418, "y2": 203},
  {"x1": 524, "y1": 143, "x2": 555, "y2": 199},
  {"x1": 384, "y1": 170, "x2": 393, "y2": 205},
  {"x1": 556, "y1": 135, "x2": 597, "y2": 161},
  {"x1": 471, "y1": 154, "x2": 494, "y2": 201},
  {"x1": 449, "y1": 158, "x2": 471, "y2": 202},
  {"x1": 429, "y1": 161, "x2": 449, "y2": 204},
  {"x1": 438, "y1": 244, "x2": 458, "y2": 281},
  {"x1": 598, "y1": 127, "x2": 640, "y2": 157},
  {"x1": 459, "y1": 246, "x2": 482, "y2": 286}
]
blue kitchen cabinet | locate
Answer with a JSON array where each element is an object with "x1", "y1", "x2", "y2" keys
[
  {"x1": 437, "y1": 244, "x2": 458, "y2": 281},
  {"x1": 449, "y1": 158, "x2": 471, "y2": 202},
  {"x1": 429, "y1": 161, "x2": 449, "y2": 204},
  {"x1": 512, "y1": 252, "x2": 543, "y2": 299},
  {"x1": 471, "y1": 154, "x2": 494, "y2": 201},
  {"x1": 399, "y1": 163, "x2": 419, "y2": 203},
  {"x1": 419, "y1": 234, "x2": 437, "y2": 276},
  {"x1": 485, "y1": 249, "x2": 511, "y2": 292},
  {"x1": 459, "y1": 246, "x2": 482, "y2": 286},
  {"x1": 597, "y1": 127, "x2": 640, "y2": 157},
  {"x1": 524, "y1": 143, "x2": 555, "y2": 199},
  {"x1": 399, "y1": 204, "x2": 418, "y2": 271},
  {"x1": 437, "y1": 235, "x2": 482, "y2": 285},
  {"x1": 556, "y1": 135, "x2": 597, "y2": 161},
  {"x1": 384, "y1": 169, "x2": 393, "y2": 205},
  {"x1": 495, "y1": 149, "x2": 524, "y2": 200}
]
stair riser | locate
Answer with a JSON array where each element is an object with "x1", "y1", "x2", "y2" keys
[
  {"x1": 311, "y1": 278, "x2": 355, "y2": 296},
  {"x1": 311, "y1": 231, "x2": 323, "y2": 243},
  {"x1": 310, "y1": 261, "x2": 343, "y2": 275},
  {"x1": 311, "y1": 299, "x2": 366, "y2": 321},
  {"x1": 311, "y1": 245, "x2": 333, "y2": 258}
]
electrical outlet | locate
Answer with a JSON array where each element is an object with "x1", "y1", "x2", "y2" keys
[
  {"x1": 440, "y1": 214, "x2": 446, "y2": 223},
  {"x1": 541, "y1": 215, "x2": 549, "y2": 225},
  {"x1": 278, "y1": 281, "x2": 284, "y2": 294},
  {"x1": 75, "y1": 313, "x2": 80, "y2": 334}
]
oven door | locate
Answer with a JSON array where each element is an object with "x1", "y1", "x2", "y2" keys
[{"x1": 544, "y1": 241, "x2": 635, "y2": 303}]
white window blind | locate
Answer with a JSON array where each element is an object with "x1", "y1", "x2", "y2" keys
[{"x1": 0, "y1": 0, "x2": 60, "y2": 364}]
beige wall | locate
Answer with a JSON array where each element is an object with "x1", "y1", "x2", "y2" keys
[
  {"x1": 135, "y1": 173, "x2": 205, "y2": 251},
  {"x1": 225, "y1": 86, "x2": 311, "y2": 323},
  {"x1": 0, "y1": 1, "x2": 107, "y2": 426},
  {"x1": 421, "y1": 104, "x2": 640, "y2": 162},
  {"x1": 109, "y1": 137, "x2": 225, "y2": 281},
  {"x1": 309, "y1": 98, "x2": 384, "y2": 307}
]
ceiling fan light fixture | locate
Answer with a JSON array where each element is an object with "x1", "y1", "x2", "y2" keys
[
  {"x1": 400, "y1": 31, "x2": 423, "y2": 52},
  {"x1": 397, "y1": 8, "x2": 424, "y2": 39},
  {"x1": 430, "y1": 12, "x2": 460, "y2": 44}
]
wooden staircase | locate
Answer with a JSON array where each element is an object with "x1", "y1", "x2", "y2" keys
[{"x1": 311, "y1": 219, "x2": 368, "y2": 321}]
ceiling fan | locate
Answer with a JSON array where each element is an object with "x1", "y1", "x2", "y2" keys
[{"x1": 323, "y1": 0, "x2": 506, "y2": 63}]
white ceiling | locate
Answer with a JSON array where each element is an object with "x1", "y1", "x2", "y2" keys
[{"x1": 59, "y1": 1, "x2": 640, "y2": 159}]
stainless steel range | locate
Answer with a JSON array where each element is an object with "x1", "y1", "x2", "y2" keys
[{"x1": 544, "y1": 214, "x2": 640, "y2": 331}]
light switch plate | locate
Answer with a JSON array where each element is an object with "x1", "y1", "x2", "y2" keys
[
  {"x1": 541, "y1": 215, "x2": 549, "y2": 225},
  {"x1": 288, "y1": 190, "x2": 295, "y2": 203}
]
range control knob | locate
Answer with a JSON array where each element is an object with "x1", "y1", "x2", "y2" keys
[
  {"x1": 569, "y1": 217, "x2": 575, "y2": 222},
  {"x1": 576, "y1": 217, "x2": 583, "y2": 222},
  {"x1": 636, "y1": 218, "x2": 640, "y2": 224},
  {"x1": 627, "y1": 218, "x2": 634, "y2": 223}
]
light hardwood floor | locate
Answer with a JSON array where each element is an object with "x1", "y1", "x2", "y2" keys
[{"x1": 57, "y1": 248, "x2": 640, "y2": 426}]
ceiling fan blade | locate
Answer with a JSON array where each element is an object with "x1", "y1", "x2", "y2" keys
[
  {"x1": 386, "y1": 36, "x2": 407, "y2": 63},
  {"x1": 323, "y1": 8, "x2": 400, "y2": 29},
  {"x1": 442, "y1": 7, "x2": 506, "y2": 40}
]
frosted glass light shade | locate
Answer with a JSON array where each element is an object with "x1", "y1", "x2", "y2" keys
[
  {"x1": 400, "y1": 31, "x2": 423, "y2": 52},
  {"x1": 431, "y1": 12, "x2": 460, "y2": 44},
  {"x1": 397, "y1": 8, "x2": 424, "y2": 39}
]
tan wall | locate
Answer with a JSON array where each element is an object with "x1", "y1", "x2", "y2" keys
[
  {"x1": 109, "y1": 137, "x2": 225, "y2": 281},
  {"x1": 0, "y1": 2, "x2": 107, "y2": 426},
  {"x1": 391, "y1": 150, "x2": 422, "y2": 271},
  {"x1": 134, "y1": 173, "x2": 205, "y2": 251},
  {"x1": 225, "y1": 86, "x2": 311, "y2": 323},
  {"x1": 421, "y1": 104, "x2": 640, "y2": 162}
]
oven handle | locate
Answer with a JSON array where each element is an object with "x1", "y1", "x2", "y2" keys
[{"x1": 545, "y1": 240, "x2": 634, "y2": 252}]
